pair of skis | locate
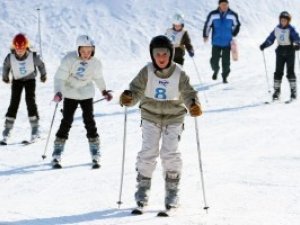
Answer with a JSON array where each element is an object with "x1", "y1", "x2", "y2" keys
[
  {"x1": 51, "y1": 159, "x2": 101, "y2": 170},
  {"x1": 0, "y1": 137, "x2": 40, "y2": 146},
  {"x1": 131, "y1": 206, "x2": 176, "y2": 217}
]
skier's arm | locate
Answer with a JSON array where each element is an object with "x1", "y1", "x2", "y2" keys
[
  {"x1": 128, "y1": 66, "x2": 148, "y2": 106},
  {"x1": 2, "y1": 54, "x2": 11, "y2": 82},
  {"x1": 261, "y1": 30, "x2": 276, "y2": 49},
  {"x1": 179, "y1": 71, "x2": 200, "y2": 108},
  {"x1": 54, "y1": 56, "x2": 71, "y2": 94},
  {"x1": 182, "y1": 31, "x2": 194, "y2": 55},
  {"x1": 33, "y1": 53, "x2": 47, "y2": 77},
  {"x1": 290, "y1": 27, "x2": 300, "y2": 45},
  {"x1": 232, "y1": 11, "x2": 241, "y2": 37},
  {"x1": 92, "y1": 59, "x2": 107, "y2": 92},
  {"x1": 203, "y1": 12, "x2": 213, "y2": 38}
]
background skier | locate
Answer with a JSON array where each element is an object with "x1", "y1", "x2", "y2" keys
[
  {"x1": 203, "y1": 0, "x2": 241, "y2": 83},
  {"x1": 51, "y1": 35, "x2": 113, "y2": 169},
  {"x1": 1, "y1": 33, "x2": 47, "y2": 145},
  {"x1": 260, "y1": 11, "x2": 300, "y2": 101},
  {"x1": 165, "y1": 13, "x2": 195, "y2": 66}
]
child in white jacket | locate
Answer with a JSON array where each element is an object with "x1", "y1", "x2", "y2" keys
[{"x1": 52, "y1": 35, "x2": 112, "y2": 169}]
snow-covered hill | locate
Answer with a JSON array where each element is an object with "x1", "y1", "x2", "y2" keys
[{"x1": 0, "y1": 0, "x2": 300, "y2": 225}]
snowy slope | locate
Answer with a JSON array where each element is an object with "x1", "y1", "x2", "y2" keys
[{"x1": 1, "y1": 0, "x2": 300, "y2": 225}]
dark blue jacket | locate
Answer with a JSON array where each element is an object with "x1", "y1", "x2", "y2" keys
[
  {"x1": 203, "y1": 8, "x2": 240, "y2": 47},
  {"x1": 262, "y1": 24, "x2": 300, "y2": 49}
]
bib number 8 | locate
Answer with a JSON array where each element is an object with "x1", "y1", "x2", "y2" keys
[{"x1": 155, "y1": 88, "x2": 167, "y2": 99}]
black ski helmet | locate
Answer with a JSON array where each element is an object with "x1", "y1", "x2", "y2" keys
[
  {"x1": 279, "y1": 11, "x2": 291, "y2": 23},
  {"x1": 149, "y1": 35, "x2": 174, "y2": 70}
]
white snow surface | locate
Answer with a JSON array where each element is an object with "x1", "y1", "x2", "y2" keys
[{"x1": 1, "y1": 0, "x2": 300, "y2": 224}]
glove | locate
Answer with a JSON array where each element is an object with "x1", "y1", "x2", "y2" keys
[
  {"x1": 293, "y1": 45, "x2": 300, "y2": 51},
  {"x1": 40, "y1": 75, "x2": 47, "y2": 83},
  {"x1": 188, "y1": 50, "x2": 194, "y2": 57},
  {"x1": 259, "y1": 44, "x2": 266, "y2": 51},
  {"x1": 189, "y1": 102, "x2": 202, "y2": 117},
  {"x1": 120, "y1": 90, "x2": 133, "y2": 106},
  {"x1": 53, "y1": 92, "x2": 62, "y2": 103},
  {"x1": 102, "y1": 90, "x2": 113, "y2": 101},
  {"x1": 3, "y1": 77, "x2": 9, "y2": 84}
]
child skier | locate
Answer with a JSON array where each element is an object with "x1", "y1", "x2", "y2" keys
[
  {"x1": 260, "y1": 11, "x2": 300, "y2": 101},
  {"x1": 51, "y1": 35, "x2": 113, "y2": 169},
  {"x1": 1, "y1": 33, "x2": 47, "y2": 145},
  {"x1": 165, "y1": 13, "x2": 195, "y2": 65},
  {"x1": 119, "y1": 35, "x2": 202, "y2": 213}
]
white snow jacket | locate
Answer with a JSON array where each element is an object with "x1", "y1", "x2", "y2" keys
[{"x1": 54, "y1": 51, "x2": 106, "y2": 100}]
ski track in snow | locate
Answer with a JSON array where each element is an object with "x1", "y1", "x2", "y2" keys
[{"x1": 1, "y1": 0, "x2": 300, "y2": 225}]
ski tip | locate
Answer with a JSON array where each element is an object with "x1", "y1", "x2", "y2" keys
[
  {"x1": 157, "y1": 211, "x2": 169, "y2": 217},
  {"x1": 92, "y1": 164, "x2": 101, "y2": 169},
  {"x1": 0, "y1": 141, "x2": 7, "y2": 146},
  {"x1": 21, "y1": 140, "x2": 30, "y2": 144},
  {"x1": 131, "y1": 208, "x2": 143, "y2": 215},
  {"x1": 52, "y1": 164, "x2": 62, "y2": 169}
]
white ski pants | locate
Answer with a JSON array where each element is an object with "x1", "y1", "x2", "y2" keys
[{"x1": 136, "y1": 120, "x2": 183, "y2": 178}]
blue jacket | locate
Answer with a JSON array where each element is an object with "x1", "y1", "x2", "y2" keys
[
  {"x1": 203, "y1": 8, "x2": 240, "y2": 47},
  {"x1": 262, "y1": 24, "x2": 300, "y2": 49}
]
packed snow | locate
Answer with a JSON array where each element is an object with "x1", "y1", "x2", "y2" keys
[{"x1": 0, "y1": 0, "x2": 300, "y2": 224}]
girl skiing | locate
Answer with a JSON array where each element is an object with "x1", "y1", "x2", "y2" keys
[
  {"x1": 119, "y1": 35, "x2": 202, "y2": 213},
  {"x1": 1, "y1": 33, "x2": 47, "y2": 145},
  {"x1": 260, "y1": 11, "x2": 300, "y2": 101},
  {"x1": 51, "y1": 35, "x2": 113, "y2": 169},
  {"x1": 165, "y1": 13, "x2": 194, "y2": 66}
]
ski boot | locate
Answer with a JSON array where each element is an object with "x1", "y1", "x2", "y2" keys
[
  {"x1": 51, "y1": 137, "x2": 66, "y2": 169},
  {"x1": 272, "y1": 89, "x2": 281, "y2": 101},
  {"x1": 29, "y1": 116, "x2": 40, "y2": 142},
  {"x1": 165, "y1": 171, "x2": 180, "y2": 209},
  {"x1": 272, "y1": 80, "x2": 281, "y2": 101},
  {"x1": 0, "y1": 117, "x2": 15, "y2": 145},
  {"x1": 289, "y1": 80, "x2": 297, "y2": 100},
  {"x1": 89, "y1": 137, "x2": 101, "y2": 169},
  {"x1": 135, "y1": 173, "x2": 151, "y2": 207},
  {"x1": 212, "y1": 71, "x2": 218, "y2": 80}
]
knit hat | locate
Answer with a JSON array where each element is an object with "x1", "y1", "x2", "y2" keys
[{"x1": 219, "y1": 0, "x2": 228, "y2": 4}]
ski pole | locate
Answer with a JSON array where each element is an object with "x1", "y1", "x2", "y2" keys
[
  {"x1": 194, "y1": 116, "x2": 209, "y2": 212},
  {"x1": 262, "y1": 51, "x2": 272, "y2": 94},
  {"x1": 36, "y1": 8, "x2": 43, "y2": 58},
  {"x1": 192, "y1": 58, "x2": 209, "y2": 104},
  {"x1": 117, "y1": 106, "x2": 128, "y2": 208},
  {"x1": 42, "y1": 103, "x2": 59, "y2": 159}
]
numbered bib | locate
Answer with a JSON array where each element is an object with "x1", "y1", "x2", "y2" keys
[
  {"x1": 10, "y1": 52, "x2": 35, "y2": 80},
  {"x1": 145, "y1": 64, "x2": 181, "y2": 101},
  {"x1": 165, "y1": 28, "x2": 185, "y2": 47},
  {"x1": 70, "y1": 61, "x2": 90, "y2": 81},
  {"x1": 275, "y1": 27, "x2": 291, "y2": 46}
]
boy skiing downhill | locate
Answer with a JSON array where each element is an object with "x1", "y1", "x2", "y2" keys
[
  {"x1": 51, "y1": 35, "x2": 112, "y2": 169},
  {"x1": 1, "y1": 33, "x2": 47, "y2": 145},
  {"x1": 165, "y1": 13, "x2": 194, "y2": 66},
  {"x1": 260, "y1": 11, "x2": 300, "y2": 102},
  {"x1": 119, "y1": 35, "x2": 202, "y2": 214}
]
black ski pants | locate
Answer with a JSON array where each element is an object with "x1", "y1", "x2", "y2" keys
[
  {"x1": 5, "y1": 79, "x2": 38, "y2": 119},
  {"x1": 56, "y1": 98, "x2": 98, "y2": 139},
  {"x1": 210, "y1": 45, "x2": 231, "y2": 78},
  {"x1": 274, "y1": 49, "x2": 296, "y2": 81}
]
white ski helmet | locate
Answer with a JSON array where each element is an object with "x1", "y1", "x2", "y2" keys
[
  {"x1": 76, "y1": 35, "x2": 95, "y2": 47},
  {"x1": 173, "y1": 13, "x2": 184, "y2": 25},
  {"x1": 76, "y1": 35, "x2": 95, "y2": 56}
]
